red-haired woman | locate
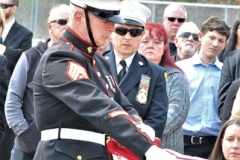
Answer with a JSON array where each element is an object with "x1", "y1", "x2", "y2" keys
[{"x1": 138, "y1": 21, "x2": 190, "y2": 154}]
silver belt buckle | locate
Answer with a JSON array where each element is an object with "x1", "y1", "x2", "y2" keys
[
  {"x1": 191, "y1": 136, "x2": 203, "y2": 144},
  {"x1": 191, "y1": 136, "x2": 196, "y2": 144}
]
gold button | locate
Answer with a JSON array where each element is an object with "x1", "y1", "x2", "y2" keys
[
  {"x1": 97, "y1": 72, "x2": 101, "y2": 77},
  {"x1": 93, "y1": 60, "x2": 96, "y2": 65},
  {"x1": 106, "y1": 84, "x2": 109, "y2": 89},
  {"x1": 77, "y1": 155, "x2": 82, "y2": 160}
]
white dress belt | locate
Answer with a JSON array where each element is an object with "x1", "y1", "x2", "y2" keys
[{"x1": 41, "y1": 128, "x2": 106, "y2": 146}]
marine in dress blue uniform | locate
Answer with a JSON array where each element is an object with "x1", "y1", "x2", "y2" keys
[{"x1": 32, "y1": 0, "x2": 174, "y2": 160}]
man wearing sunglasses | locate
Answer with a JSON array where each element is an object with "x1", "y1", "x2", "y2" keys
[
  {"x1": 173, "y1": 22, "x2": 201, "y2": 62},
  {"x1": 163, "y1": 4, "x2": 187, "y2": 56},
  {"x1": 103, "y1": 1, "x2": 168, "y2": 157},
  {"x1": 0, "y1": 0, "x2": 32, "y2": 159},
  {"x1": 176, "y1": 16, "x2": 230, "y2": 158},
  {"x1": 4, "y1": 4, "x2": 69, "y2": 160}
]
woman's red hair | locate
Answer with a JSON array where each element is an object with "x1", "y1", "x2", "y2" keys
[{"x1": 145, "y1": 21, "x2": 182, "y2": 72}]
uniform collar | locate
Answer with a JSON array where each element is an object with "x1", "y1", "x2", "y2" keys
[{"x1": 63, "y1": 28, "x2": 97, "y2": 58}]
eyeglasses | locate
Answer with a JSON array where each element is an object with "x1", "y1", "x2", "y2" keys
[
  {"x1": 166, "y1": 17, "x2": 185, "y2": 23},
  {"x1": 49, "y1": 19, "x2": 68, "y2": 25},
  {"x1": 178, "y1": 32, "x2": 199, "y2": 41},
  {"x1": 115, "y1": 27, "x2": 143, "y2": 37},
  {"x1": 0, "y1": 3, "x2": 16, "y2": 9}
]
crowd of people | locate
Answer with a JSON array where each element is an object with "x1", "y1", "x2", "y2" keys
[{"x1": 0, "y1": 0, "x2": 240, "y2": 160}]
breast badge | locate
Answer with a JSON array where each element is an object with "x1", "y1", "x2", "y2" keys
[{"x1": 136, "y1": 75, "x2": 151, "y2": 104}]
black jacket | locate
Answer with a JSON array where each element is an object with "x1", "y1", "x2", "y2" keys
[
  {"x1": 103, "y1": 50, "x2": 168, "y2": 138},
  {"x1": 218, "y1": 49, "x2": 240, "y2": 117},
  {"x1": 33, "y1": 29, "x2": 154, "y2": 160},
  {"x1": 0, "y1": 55, "x2": 7, "y2": 144},
  {"x1": 221, "y1": 79, "x2": 240, "y2": 124}
]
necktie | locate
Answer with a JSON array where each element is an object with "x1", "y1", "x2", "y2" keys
[
  {"x1": 0, "y1": 37, "x2": 2, "y2": 44},
  {"x1": 118, "y1": 60, "x2": 127, "y2": 82}
]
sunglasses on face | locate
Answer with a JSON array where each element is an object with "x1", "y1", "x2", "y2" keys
[
  {"x1": 178, "y1": 32, "x2": 199, "y2": 41},
  {"x1": 0, "y1": 3, "x2": 15, "y2": 9},
  {"x1": 49, "y1": 19, "x2": 68, "y2": 25},
  {"x1": 167, "y1": 17, "x2": 185, "y2": 23},
  {"x1": 114, "y1": 27, "x2": 143, "y2": 37}
]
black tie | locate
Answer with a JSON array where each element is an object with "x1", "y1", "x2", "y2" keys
[{"x1": 118, "y1": 60, "x2": 127, "y2": 82}]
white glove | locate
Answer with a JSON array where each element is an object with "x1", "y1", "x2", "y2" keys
[
  {"x1": 145, "y1": 146, "x2": 177, "y2": 160},
  {"x1": 136, "y1": 123, "x2": 155, "y2": 141}
]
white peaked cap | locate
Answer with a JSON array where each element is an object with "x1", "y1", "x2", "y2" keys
[{"x1": 120, "y1": 0, "x2": 151, "y2": 27}]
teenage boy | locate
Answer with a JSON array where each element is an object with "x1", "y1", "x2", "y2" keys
[{"x1": 176, "y1": 16, "x2": 230, "y2": 159}]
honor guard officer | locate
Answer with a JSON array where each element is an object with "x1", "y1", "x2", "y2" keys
[
  {"x1": 33, "y1": 0, "x2": 177, "y2": 160},
  {"x1": 103, "y1": 1, "x2": 168, "y2": 139}
]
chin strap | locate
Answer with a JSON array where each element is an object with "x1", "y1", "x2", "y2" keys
[{"x1": 84, "y1": 9, "x2": 98, "y2": 47}]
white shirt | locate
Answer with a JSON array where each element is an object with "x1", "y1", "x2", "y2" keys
[
  {"x1": 115, "y1": 53, "x2": 135, "y2": 74},
  {"x1": 2, "y1": 18, "x2": 15, "y2": 42}
]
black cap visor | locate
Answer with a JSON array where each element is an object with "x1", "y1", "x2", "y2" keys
[
  {"x1": 71, "y1": 2, "x2": 125, "y2": 23},
  {"x1": 123, "y1": 19, "x2": 144, "y2": 27},
  {"x1": 93, "y1": 13, "x2": 125, "y2": 24}
]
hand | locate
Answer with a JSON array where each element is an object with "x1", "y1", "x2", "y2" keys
[
  {"x1": 145, "y1": 146, "x2": 177, "y2": 160},
  {"x1": 136, "y1": 123, "x2": 155, "y2": 141}
]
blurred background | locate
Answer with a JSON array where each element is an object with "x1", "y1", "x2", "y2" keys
[{"x1": 16, "y1": 0, "x2": 240, "y2": 44}]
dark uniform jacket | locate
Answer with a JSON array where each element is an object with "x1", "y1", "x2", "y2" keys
[
  {"x1": 0, "y1": 55, "x2": 7, "y2": 144},
  {"x1": 33, "y1": 28, "x2": 154, "y2": 160},
  {"x1": 218, "y1": 49, "x2": 240, "y2": 117},
  {"x1": 103, "y1": 51, "x2": 168, "y2": 138}
]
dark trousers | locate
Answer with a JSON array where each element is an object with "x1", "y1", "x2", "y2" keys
[
  {"x1": 184, "y1": 142, "x2": 214, "y2": 159},
  {"x1": 11, "y1": 144, "x2": 33, "y2": 160},
  {"x1": 0, "y1": 127, "x2": 15, "y2": 160}
]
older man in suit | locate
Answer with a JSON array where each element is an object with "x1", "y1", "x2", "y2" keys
[
  {"x1": 0, "y1": 0, "x2": 32, "y2": 159},
  {"x1": 103, "y1": 1, "x2": 168, "y2": 143}
]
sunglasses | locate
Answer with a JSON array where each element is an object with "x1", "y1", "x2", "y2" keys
[
  {"x1": 115, "y1": 27, "x2": 143, "y2": 37},
  {"x1": 167, "y1": 17, "x2": 185, "y2": 23},
  {"x1": 178, "y1": 32, "x2": 199, "y2": 41},
  {"x1": 49, "y1": 19, "x2": 68, "y2": 25},
  {"x1": 0, "y1": 3, "x2": 15, "y2": 9}
]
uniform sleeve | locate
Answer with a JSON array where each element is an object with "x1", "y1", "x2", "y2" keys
[
  {"x1": 163, "y1": 72, "x2": 190, "y2": 136},
  {"x1": 0, "y1": 55, "x2": 7, "y2": 144},
  {"x1": 221, "y1": 79, "x2": 240, "y2": 124},
  {"x1": 39, "y1": 52, "x2": 153, "y2": 158},
  {"x1": 230, "y1": 87, "x2": 240, "y2": 120},
  {"x1": 5, "y1": 53, "x2": 29, "y2": 136},
  {"x1": 143, "y1": 70, "x2": 168, "y2": 138},
  {"x1": 218, "y1": 57, "x2": 233, "y2": 117}
]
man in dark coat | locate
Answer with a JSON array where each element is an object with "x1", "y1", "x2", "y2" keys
[
  {"x1": 32, "y1": 0, "x2": 177, "y2": 160},
  {"x1": 0, "y1": 0, "x2": 33, "y2": 159},
  {"x1": 103, "y1": 1, "x2": 168, "y2": 140},
  {"x1": 5, "y1": 4, "x2": 69, "y2": 160}
]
